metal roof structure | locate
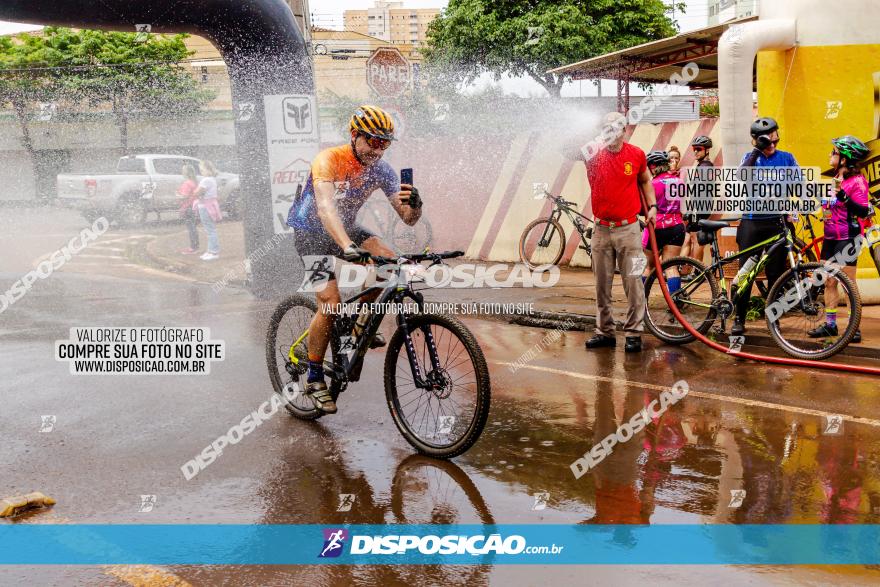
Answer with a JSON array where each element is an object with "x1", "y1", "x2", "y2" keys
[{"x1": 548, "y1": 16, "x2": 758, "y2": 112}]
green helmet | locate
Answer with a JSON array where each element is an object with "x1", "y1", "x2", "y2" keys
[{"x1": 832, "y1": 135, "x2": 870, "y2": 165}]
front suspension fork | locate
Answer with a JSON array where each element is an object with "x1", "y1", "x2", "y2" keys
[{"x1": 398, "y1": 296, "x2": 443, "y2": 389}]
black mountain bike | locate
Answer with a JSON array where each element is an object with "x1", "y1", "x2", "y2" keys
[
  {"x1": 266, "y1": 250, "x2": 491, "y2": 458},
  {"x1": 644, "y1": 218, "x2": 860, "y2": 360},
  {"x1": 519, "y1": 189, "x2": 594, "y2": 269}
]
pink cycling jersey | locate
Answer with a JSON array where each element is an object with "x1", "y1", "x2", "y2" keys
[
  {"x1": 823, "y1": 174, "x2": 870, "y2": 241},
  {"x1": 653, "y1": 171, "x2": 684, "y2": 230}
]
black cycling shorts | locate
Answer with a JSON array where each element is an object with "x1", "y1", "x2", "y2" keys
[
  {"x1": 294, "y1": 224, "x2": 376, "y2": 258},
  {"x1": 655, "y1": 223, "x2": 686, "y2": 250},
  {"x1": 821, "y1": 238, "x2": 862, "y2": 267}
]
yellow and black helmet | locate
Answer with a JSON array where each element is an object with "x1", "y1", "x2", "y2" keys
[{"x1": 350, "y1": 105, "x2": 395, "y2": 140}]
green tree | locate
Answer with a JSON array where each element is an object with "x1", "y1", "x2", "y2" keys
[
  {"x1": 422, "y1": 0, "x2": 683, "y2": 98},
  {"x1": 48, "y1": 28, "x2": 215, "y2": 153},
  {"x1": 0, "y1": 27, "x2": 215, "y2": 156},
  {"x1": 0, "y1": 35, "x2": 60, "y2": 198}
]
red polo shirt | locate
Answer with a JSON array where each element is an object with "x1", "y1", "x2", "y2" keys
[{"x1": 585, "y1": 143, "x2": 646, "y2": 221}]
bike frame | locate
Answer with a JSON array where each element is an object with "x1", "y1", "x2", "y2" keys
[
  {"x1": 796, "y1": 212, "x2": 824, "y2": 261},
  {"x1": 288, "y1": 264, "x2": 443, "y2": 391},
  {"x1": 541, "y1": 193, "x2": 593, "y2": 249},
  {"x1": 675, "y1": 223, "x2": 811, "y2": 313}
]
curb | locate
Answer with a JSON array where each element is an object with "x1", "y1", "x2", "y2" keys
[
  {"x1": 508, "y1": 310, "x2": 595, "y2": 331},
  {"x1": 139, "y1": 234, "x2": 249, "y2": 289},
  {"x1": 503, "y1": 307, "x2": 877, "y2": 360}
]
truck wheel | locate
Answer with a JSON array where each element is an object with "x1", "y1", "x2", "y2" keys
[
  {"x1": 115, "y1": 194, "x2": 147, "y2": 227},
  {"x1": 223, "y1": 191, "x2": 240, "y2": 220},
  {"x1": 81, "y1": 210, "x2": 100, "y2": 224}
]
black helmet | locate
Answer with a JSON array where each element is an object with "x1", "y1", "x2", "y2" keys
[
  {"x1": 691, "y1": 135, "x2": 713, "y2": 148},
  {"x1": 832, "y1": 135, "x2": 870, "y2": 164},
  {"x1": 750, "y1": 117, "x2": 779, "y2": 138},
  {"x1": 646, "y1": 150, "x2": 669, "y2": 166}
]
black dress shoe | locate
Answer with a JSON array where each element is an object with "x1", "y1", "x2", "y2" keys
[
  {"x1": 852, "y1": 329, "x2": 862, "y2": 344},
  {"x1": 585, "y1": 334, "x2": 616, "y2": 349},
  {"x1": 624, "y1": 336, "x2": 642, "y2": 353}
]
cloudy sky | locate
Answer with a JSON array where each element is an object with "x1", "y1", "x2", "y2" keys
[{"x1": 0, "y1": 21, "x2": 41, "y2": 36}]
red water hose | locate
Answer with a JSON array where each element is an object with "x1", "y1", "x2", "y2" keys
[{"x1": 641, "y1": 195, "x2": 880, "y2": 376}]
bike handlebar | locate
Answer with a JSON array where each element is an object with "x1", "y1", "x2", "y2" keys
[{"x1": 368, "y1": 250, "x2": 465, "y2": 265}]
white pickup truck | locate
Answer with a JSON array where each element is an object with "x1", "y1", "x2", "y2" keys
[{"x1": 57, "y1": 154, "x2": 241, "y2": 226}]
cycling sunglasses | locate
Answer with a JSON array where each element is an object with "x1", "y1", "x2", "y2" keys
[{"x1": 361, "y1": 133, "x2": 392, "y2": 150}]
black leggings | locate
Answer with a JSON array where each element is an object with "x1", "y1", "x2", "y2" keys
[{"x1": 735, "y1": 218, "x2": 789, "y2": 321}]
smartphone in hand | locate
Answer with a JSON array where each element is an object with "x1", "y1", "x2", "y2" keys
[{"x1": 400, "y1": 168, "x2": 413, "y2": 186}]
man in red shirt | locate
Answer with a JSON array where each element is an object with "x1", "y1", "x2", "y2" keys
[{"x1": 570, "y1": 112, "x2": 657, "y2": 353}]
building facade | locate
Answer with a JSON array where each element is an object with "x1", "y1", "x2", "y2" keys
[
  {"x1": 344, "y1": 0, "x2": 440, "y2": 46},
  {"x1": 707, "y1": 0, "x2": 758, "y2": 25},
  {"x1": 184, "y1": 28, "x2": 423, "y2": 107}
]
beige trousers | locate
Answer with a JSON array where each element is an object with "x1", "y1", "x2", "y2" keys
[{"x1": 592, "y1": 223, "x2": 646, "y2": 337}]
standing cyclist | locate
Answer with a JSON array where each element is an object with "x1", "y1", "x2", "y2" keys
[
  {"x1": 287, "y1": 105, "x2": 423, "y2": 414},
  {"x1": 681, "y1": 135, "x2": 715, "y2": 277},
  {"x1": 808, "y1": 135, "x2": 871, "y2": 343},
  {"x1": 641, "y1": 150, "x2": 685, "y2": 292},
  {"x1": 691, "y1": 135, "x2": 714, "y2": 168},
  {"x1": 732, "y1": 117, "x2": 799, "y2": 336}
]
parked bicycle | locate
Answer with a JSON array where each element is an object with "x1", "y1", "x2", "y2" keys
[
  {"x1": 519, "y1": 189, "x2": 594, "y2": 269},
  {"x1": 794, "y1": 192, "x2": 880, "y2": 269},
  {"x1": 265, "y1": 250, "x2": 491, "y2": 458},
  {"x1": 358, "y1": 196, "x2": 434, "y2": 254},
  {"x1": 644, "y1": 218, "x2": 861, "y2": 360}
]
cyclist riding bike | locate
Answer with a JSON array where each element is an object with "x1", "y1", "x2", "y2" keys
[
  {"x1": 287, "y1": 105, "x2": 423, "y2": 414},
  {"x1": 807, "y1": 135, "x2": 872, "y2": 343},
  {"x1": 680, "y1": 136, "x2": 715, "y2": 281}
]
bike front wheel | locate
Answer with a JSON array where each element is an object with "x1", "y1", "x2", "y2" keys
[
  {"x1": 384, "y1": 313, "x2": 490, "y2": 458},
  {"x1": 765, "y1": 262, "x2": 861, "y2": 360},
  {"x1": 519, "y1": 218, "x2": 565, "y2": 269},
  {"x1": 644, "y1": 256, "x2": 720, "y2": 345}
]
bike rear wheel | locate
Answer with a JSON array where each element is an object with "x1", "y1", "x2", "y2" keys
[
  {"x1": 384, "y1": 313, "x2": 490, "y2": 458},
  {"x1": 644, "y1": 256, "x2": 719, "y2": 345},
  {"x1": 765, "y1": 262, "x2": 861, "y2": 360},
  {"x1": 519, "y1": 218, "x2": 565, "y2": 269},
  {"x1": 265, "y1": 294, "x2": 339, "y2": 420}
]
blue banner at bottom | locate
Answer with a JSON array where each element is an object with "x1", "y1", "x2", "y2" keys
[{"x1": 1, "y1": 524, "x2": 880, "y2": 565}]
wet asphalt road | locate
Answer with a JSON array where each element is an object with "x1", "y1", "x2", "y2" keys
[{"x1": 3, "y1": 208, "x2": 880, "y2": 586}]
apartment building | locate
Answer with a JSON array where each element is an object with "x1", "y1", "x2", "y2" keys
[
  {"x1": 344, "y1": 0, "x2": 440, "y2": 46},
  {"x1": 707, "y1": 0, "x2": 758, "y2": 25}
]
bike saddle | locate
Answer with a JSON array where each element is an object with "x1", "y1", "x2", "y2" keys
[{"x1": 697, "y1": 219, "x2": 730, "y2": 232}]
